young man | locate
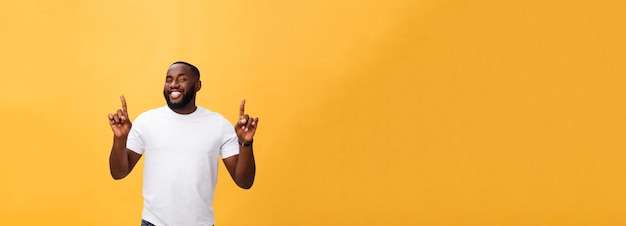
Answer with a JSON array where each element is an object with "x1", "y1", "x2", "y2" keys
[{"x1": 108, "y1": 61, "x2": 257, "y2": 225}]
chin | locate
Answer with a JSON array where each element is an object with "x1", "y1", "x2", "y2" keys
[{"x1": 163, "y1": 91, "x2": 195, "y2": 110}]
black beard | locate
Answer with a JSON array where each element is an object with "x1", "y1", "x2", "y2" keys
[{"x1": 164, "y1": 90, "x2": 196, "y2": 110}]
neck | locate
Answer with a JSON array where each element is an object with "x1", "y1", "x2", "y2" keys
[
  {"x1": 169, "y1": 100, "x2": 198, "y2": 114},
  {"x1": 171, "y1": 105, "x2": 197, "y2": 114}
]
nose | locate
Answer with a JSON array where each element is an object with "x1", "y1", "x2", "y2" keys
[{"x1": 169, "y1": 80, "x2": 180, "y2": 89}]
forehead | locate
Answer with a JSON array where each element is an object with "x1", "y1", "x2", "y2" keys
[{"x1": 166, "y1": 64, "x2": 193, "y2": 76}]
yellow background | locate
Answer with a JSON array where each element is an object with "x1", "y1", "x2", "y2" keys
[{"x1": 1, "y1": 0, "x2": 625, "y2": 225}]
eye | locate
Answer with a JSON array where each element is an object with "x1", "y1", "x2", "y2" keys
[
  {"x1": 165, "y1": 78, "x2": 173, "y2": 83},
  {"x1": 179, "y1": 77, "x2": 187, "y2": 82}
]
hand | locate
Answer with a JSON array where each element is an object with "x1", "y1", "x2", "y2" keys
[
  {"x1": 235, "y1": 99, "x2": 258, "y2": 143},
  {"x1": 108, "y1": 95, "x2": 132, "y2": 139}
]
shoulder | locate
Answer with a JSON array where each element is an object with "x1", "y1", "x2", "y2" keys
[
  {"x1": 134, "y1": 106, "x2": 168, "y2": 122},
  {"x1": 196, "y1": 106, "x2": 224, "y2": 118},
  {"x1": 196, "y1": 107, "x2": 232, "y2": 124}
]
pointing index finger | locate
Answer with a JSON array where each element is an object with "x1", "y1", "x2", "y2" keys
[
  {"x1": 239, "y1": 99, "x2": 246, "y2": 117},
  {"x1": 120, "y1": 94, "x2": 128, "y2": 116}
]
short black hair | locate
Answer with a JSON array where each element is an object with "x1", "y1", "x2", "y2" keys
[{"x1": 171, "y1": 61, "x2": 200, "y2": 79}]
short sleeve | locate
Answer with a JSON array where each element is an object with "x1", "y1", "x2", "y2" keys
[
  {"x1": 220, "y1": 117, "x2": 239, "y2": 159},
  {"x1": 126, "y1": 114, "x2": 145, "y2": 155}
]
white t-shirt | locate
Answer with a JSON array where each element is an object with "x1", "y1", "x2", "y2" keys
[{"x1": 126, "y1": 106, "x2": 239, "y2": 226}]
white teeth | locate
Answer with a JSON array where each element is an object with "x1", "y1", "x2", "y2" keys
[{"x1": 170, "y1": 91, "x2": 182, "y2": 99}]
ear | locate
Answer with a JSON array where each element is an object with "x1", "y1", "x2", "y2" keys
[{"x1": 195, "y1": 80, "x2": 202, "y2": 92}]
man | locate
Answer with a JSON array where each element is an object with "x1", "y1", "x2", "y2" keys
[{"x1": 108, "y1": 61, "x2": 257, "y2": 226}]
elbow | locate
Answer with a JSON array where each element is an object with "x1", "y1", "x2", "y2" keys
[
  {"x1": 238, "y1": 183, "x2": 253, "y2": 190},
  {"x1": 236, "y1": 179, "x2": 255, "y2": 189},
  {"x1": 109, "y1": 162, "x2": 131, "y2": 180},
  {"x1": 110, "y1": 171, "x2": 128, "y2": 180},
  {"x1": 234, "y1": 168, "x2": 255, "y2": 189}
]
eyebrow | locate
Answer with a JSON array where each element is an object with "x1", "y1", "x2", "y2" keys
[{"x1": 166, "y1": 73, "x2": 190, "y2": 77}]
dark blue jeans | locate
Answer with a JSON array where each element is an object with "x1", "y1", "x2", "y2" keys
[{"x1": 142, "y1": 219, "x2": 213, "y2": 226}]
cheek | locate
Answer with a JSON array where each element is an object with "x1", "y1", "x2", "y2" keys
[{"x1": 185, "y1": 83, "x2": 196, "y2": 92}]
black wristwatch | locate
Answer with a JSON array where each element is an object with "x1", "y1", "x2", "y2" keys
[{"x1": 238, "y1": 139, "x2": 253, "y2": 147}]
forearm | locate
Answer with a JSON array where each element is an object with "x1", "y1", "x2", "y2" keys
[
  {"x1": 234, "y1": 146, "x2": 256, "y2": 189},
  {"x1": 109, "y1": 137, "x2": 130, "y2": 179}
]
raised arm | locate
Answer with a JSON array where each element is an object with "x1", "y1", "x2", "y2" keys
[
  {"x1": 108, "y1": 95, "x2": 142, "y2": 180},
  {"x1": 223, "y1": 99, "x2": 258, "y2": 189}
]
